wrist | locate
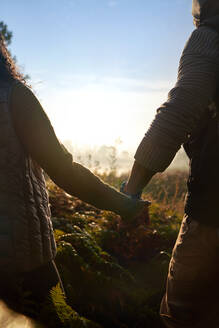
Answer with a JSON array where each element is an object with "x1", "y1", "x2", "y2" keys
[
  {"x1": 120, "y1": 181, "x2": 142, "y2": 200},
  {"x1": 125, "y1": 181, "x2": 143, "y2": 196}
]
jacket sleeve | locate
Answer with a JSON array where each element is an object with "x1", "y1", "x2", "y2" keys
[
  {"x1": 10, "y1": 82, "x2": 142, "y2": 217},
  {"x1": 134, "y1": 26, "x2": 219, "y2": 172}
]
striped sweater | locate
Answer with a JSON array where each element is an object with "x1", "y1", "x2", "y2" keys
[{"x1": 134, "y1": 26, "x2": 219, "y2": 173}]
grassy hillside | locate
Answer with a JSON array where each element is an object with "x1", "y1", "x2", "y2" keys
[{"x1": 33, "y1": 170, "x2": 187, "y2": 327}]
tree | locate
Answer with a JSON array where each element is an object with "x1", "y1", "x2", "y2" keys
[
  {"x1": 0, "y1": 21, "x2": 13, "y2": 45},
  {"x1": 0, "y1": 21, "x2": 30, "y2": 81}
]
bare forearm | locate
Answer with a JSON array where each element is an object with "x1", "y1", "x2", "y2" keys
[{"x1": 125, "y1": 161, "x2": 155, "y2": 195}]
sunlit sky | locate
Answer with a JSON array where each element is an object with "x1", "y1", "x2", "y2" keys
[{"x1": 2, "y1": 0, "x2": 194, "y2": 154}]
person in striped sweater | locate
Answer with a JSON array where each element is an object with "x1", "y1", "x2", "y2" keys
[{"x1": 122, "y1": 0, "x2": 219, "y2": 326}]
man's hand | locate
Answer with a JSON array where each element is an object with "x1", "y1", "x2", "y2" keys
[{"x1": 119, "y1": 159, "x2": 154, "y2": 229}]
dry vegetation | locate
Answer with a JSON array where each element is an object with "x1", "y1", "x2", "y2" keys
[
  {"x1": 28, "y1": 169, "x2": 187, "y2": 328},
  {"x1": 10, "y1": 170, "x2": 187, "y2": 327}
]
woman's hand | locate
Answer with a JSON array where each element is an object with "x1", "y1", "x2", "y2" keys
[{"x1": 119, "y1": 199, "x2": 151, "y2": 231}]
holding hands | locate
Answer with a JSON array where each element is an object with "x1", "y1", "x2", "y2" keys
[
  {"x1": 119, "y1": 160, "x2": 155, "y2": 228},
  {"x1": 120, "y1": 181, "x2": 151, "y2": 229}
]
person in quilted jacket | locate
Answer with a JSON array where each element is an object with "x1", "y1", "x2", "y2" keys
[{"x1": 0, "y1": 34, "x2": 149, "y2": 317}]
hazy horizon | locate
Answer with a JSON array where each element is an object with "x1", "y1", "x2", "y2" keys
[{"x1": 63, "y1": 140, "x2": 189, "y2": 174}]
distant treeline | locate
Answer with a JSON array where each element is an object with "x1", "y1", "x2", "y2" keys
[{"x1": 63, "y1": 141, "x2": 189, "y2": 175}]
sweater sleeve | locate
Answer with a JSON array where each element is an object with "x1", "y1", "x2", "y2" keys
[
  {"x1": 134, "y1": 26, "x2": 219, "y2": 172},
  {"x1": 9, "y1": 82, "x2": 145, "y2": 218}
]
